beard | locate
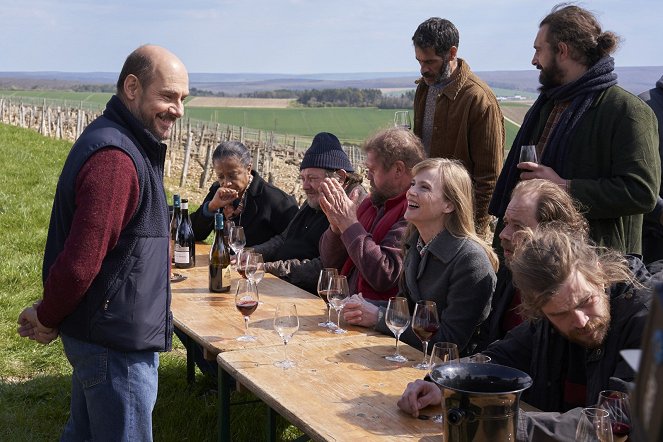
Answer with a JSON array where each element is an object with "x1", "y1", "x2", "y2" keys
[
  {"x1": 136, "y1": 108, "x2": 176, "y2": 141},
  {"x1": 537, "y1": 58, "x2": 564, "y2": 90},
  {"x1": 423, "y1": 57, "x2": 452, "y2": 85},
  {"x1": 565, "y1": 293, "x2": 611, "y2": 348}
]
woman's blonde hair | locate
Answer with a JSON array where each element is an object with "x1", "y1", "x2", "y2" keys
[{"x1": 407, "y1": 158, "x2": 499, "y2": 271}]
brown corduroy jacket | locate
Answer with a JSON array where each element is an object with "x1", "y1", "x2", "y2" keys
[{"x1": 413, "y1": 59, "x2": 505, "y2": 236}]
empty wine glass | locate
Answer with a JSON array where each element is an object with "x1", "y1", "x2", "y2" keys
[
  {"x1": 597, "y1": 390, "x2": 631, "y2": 438},
  {"x1": 576, "y1": 407, "x2": 613, "y2": 442},
  {"x1": 274, "y1": 303, "x2": 299, "y2": 369},
  {"x1": 250, "y1": 254, "x2": 265, "y2": 285},
  {"x1": 384, "y1": 297, "x2": 411, "y2": 363},
  {"x1": 429, "y1": 342, "x2": 459, "y2": 423},
  {"x1": 327, "y1": 275, "x2": 349, "y2": 334},
  {"x1": 394, "y1": 110, "x2": 412, "y2": 130},
  {"x1": 244, "y1": 252, "x2": 263, "y2": 284},
  {"x1": 317, "y1": 268, "x2": 338, "y2": 328},
  {"x1": 430, "y1": 342, "x2": 459, "y2": 368},
  {"x1": 229, "y1": 225, "x2": 246, "y2": 262},
  {"x1": 411, "y1": 300, "x2": 440, "y2": 370},
  {"x1": 235, "y1": 278, "x2": 259, "y2": 342},
  {"x1": 519, "y1": 144, "x2": 538, "y2": 164},
  {"x1": 468, "y1": 354, "x2": 492, "y2": 364}
]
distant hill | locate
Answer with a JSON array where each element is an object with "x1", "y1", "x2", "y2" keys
[{"x1": 1, "y1": 67, "x2": 661, "y2": 95}]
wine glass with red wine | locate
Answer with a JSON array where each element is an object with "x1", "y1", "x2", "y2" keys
[
  {"x1": 412, "y1": 300, "x2": 440, "y2": 370},
  {"x1": 598, "y1": 390, "x2": 631, "y2": 438},
  {"x1": 235, "y1": 279, "x2": 259, "y2": 342},
  {"x1": 316, "y1": 268, "x2": 338, "y2": 328}
]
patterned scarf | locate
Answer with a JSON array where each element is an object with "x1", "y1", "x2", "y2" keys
[{"x1": 489, "y1": 57, "x2": 618, "y2": 217}]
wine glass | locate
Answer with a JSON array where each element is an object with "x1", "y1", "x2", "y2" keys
[
  {"x1": 235, "y1": 278, "x2": 259, "y2": 342},
  {"x1": 411, "y1": 300, "x2": 440, "y2": 370},
  {"x1": 430, "y1": 342, "x2": 459, "y2": 368},
  {"x1": 468, "y1": 354, "x2": 492, "y2": 363},
  {"x1": 274, "y1": 303, "x2": 299, "y2": 369},
  {"x1": 576, "y1": 407, "x2": 613, "y2": 442},
  {"x1": 394, "y1": 111, "x2": 412, "y2": 130},
  {"x1": 429, "y1": 342, "x2": 459, "y2": 424},
  {"x1": 244, "y1": 252, "x2": 263, "y2": 284},
  {"x1": 597, "y1": 390, "x2": 631, "y2": 438},
  {"x1": 236, "y1": 247, "x2": 254, "y2": 279},
  {"x1": 317, "y1": 268, "x2": 338, "y2": 328},
  {"x1": 384, "y1": 297, "x2": 411, "y2": 363},
  {"x1": 519, "y1": 144, "x2": 538, "y2": 164},
  {"x1": 229, "y1": 225, "x2": 246, "y2": 263},
  {"x1": 327, "y1": 275, "x2": 349, "y2": 334}
]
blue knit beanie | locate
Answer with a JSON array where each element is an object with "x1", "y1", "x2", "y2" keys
[{"x1": 300, "y1": 132, "x2": 354, "y2": 172}]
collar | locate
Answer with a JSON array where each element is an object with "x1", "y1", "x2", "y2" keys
[
  {"x1": 105, "y1": 95, "x2": 166, "y2": 161},
  {"x1": 382, "y1": 191, "x2": 408, "y2": 211},
  {"x1": 408, "y1": 229, "x2": 467, "y2": 263},
  {"x1": 414, "y1": 58, "x2": 470, "y2": 102}
]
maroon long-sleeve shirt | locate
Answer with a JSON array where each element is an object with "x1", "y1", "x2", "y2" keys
[{"x1": 37, "y1": 148, "x2": 139, "y2": 328}]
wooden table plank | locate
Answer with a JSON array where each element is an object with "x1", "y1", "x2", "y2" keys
[
  {"x1": 171, "y1": 245, "x2": 378, "y2": 360},
  {"x1": 218, "y1": 334, "x2": 443, "y2": 442}
]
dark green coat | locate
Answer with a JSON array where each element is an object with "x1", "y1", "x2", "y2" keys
[{"x1": 530, "y1": 85, "x2": 660, "y2": 254}]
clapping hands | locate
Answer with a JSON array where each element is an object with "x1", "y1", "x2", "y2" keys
[{"x1": 319, "y1": 178, "x2": 361, "y2": 234}]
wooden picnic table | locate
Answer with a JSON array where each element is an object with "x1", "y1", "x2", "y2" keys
[
  {"x1": 170, "y1": 244, "x2": 384, "y2": 441},
  {"x1": 218, "y1": 333, "x2": 444, "y2": 442}
]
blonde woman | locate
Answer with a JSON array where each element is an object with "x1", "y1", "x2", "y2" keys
[{"x1": 344, "y1": 158, "x2": 497, "y2": 356}]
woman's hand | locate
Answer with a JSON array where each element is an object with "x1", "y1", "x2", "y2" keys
[
  {"x1": 343, "y1": 294, "x2": 380, "y2": 327},
  {"x1": 209, "y1": 187, "x2": 238, "y2": 212}
]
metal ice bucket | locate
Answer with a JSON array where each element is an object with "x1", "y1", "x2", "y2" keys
[{"x1": 430, "y1": 362, "x2": 533, "y2": 442}]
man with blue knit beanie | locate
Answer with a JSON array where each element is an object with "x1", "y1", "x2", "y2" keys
[{"x1": 253, "y1": 132, "x2": 365, "y2": 293}]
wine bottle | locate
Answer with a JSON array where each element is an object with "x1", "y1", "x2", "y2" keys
[
  {"x1": 169, "y1": 194, "x2": 181, "y2": 264},
  {"x1": 209, "y1": 213, "x2": 231, "y2": 292},
  {"x1": 174, "y1": 198, "x2": 195, "y2": 269}
]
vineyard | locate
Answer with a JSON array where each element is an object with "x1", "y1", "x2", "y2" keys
[{"x1": 0, "y1": 91, "x2": 525, "y2": 203}]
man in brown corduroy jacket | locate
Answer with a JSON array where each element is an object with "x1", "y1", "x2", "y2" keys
[{"x1": 412, "y1": 17, "x2": 505, "y2": 239}]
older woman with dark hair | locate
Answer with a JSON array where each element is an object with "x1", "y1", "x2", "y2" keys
[{"x1": 190, "y1": 141, "x2": 298, "y2": 246}]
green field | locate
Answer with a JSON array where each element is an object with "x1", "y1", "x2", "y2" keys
[
  {"x1": 0, "y1": 90, "x2": 113, "y2": 105},
  {"x1": 1, "y1": 90, "x2": 520, "y2": 148},
  {"x1": 184, "y1": 106, "x2": 402, "y2": 144},
  {"x1": 185, "y1": 105, "x2": 520, "y2": 149}
]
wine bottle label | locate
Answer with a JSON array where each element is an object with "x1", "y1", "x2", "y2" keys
[{"x1": 174, "y1": 249, "x2": 190, "y2": 263}]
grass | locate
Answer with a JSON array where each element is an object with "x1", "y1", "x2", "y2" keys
[{"x1": 0, "y1": 123, "x2": 302, "y2": 441}]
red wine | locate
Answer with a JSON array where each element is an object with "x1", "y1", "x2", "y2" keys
[
  {"x1": 236, "y1": 300, "x2": 258, "y2": 316},
  {"x1": 237, "y1": 267, "x2": 247, "y2": 279},
  {"x1": 412, "y1": 323, "x2": 440, "y2": 341},
  {"x1": 611, "y1": 422, "x2": 630, "y2": 436},
  {"x1": 318, "y1": 289, "x2": 332, "y2": 304}
]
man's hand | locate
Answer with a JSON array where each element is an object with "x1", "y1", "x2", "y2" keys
[
  {"x1": 517, "y1": 162, "x2": 566, "y2": 188},
  {"x1": 208, "y1": 187, "x2": 238, "y2": 213},
  {"x1": 397, "y1": 379, "x2": 442, "y2": 418},
  {"x1": 319, "y1": 178, "x2": 360, "y2": 233},
  {"x1": 343, "y1": 294, "x2": 380, "y2": 327},
  {"x1": 17, "y1": 305, "x2": 58, "y2": 345}
]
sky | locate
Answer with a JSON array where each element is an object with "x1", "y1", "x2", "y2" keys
[{"x1": 1, "y1": 0, "x2": 662, "y2": 75}]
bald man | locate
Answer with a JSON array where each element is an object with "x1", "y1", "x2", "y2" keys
[{"x1": 17, "y1": 45, "x2": 189, "y2": 441}]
